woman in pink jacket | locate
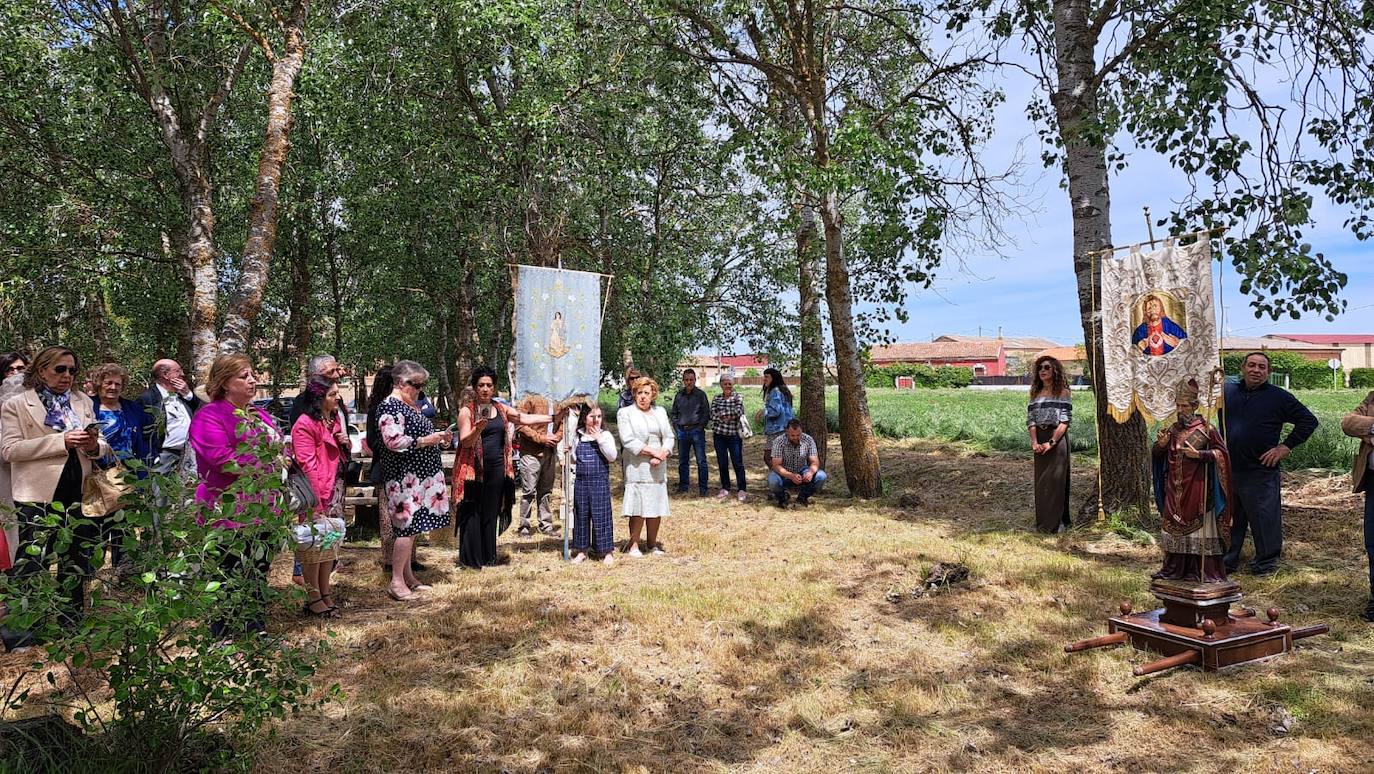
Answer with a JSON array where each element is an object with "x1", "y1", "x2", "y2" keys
[{"x1": 290, "y1": 378, "x2": 347, "y2": 618}]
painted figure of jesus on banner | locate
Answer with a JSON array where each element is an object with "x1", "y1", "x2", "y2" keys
[{"x1": 1100, "y1": 237, "x2": 1220, "y2": 422}]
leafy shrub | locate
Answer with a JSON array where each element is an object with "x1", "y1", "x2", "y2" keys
[
  {"x1": 863, "y1": 363, "x2": 974, "y2": 389},
  {"x1": 1350, "y1": 368, "x2": 1374, "y2": 389},
  {"x1": 0, "y1": 410, "x2": 334, "y2": 771}
]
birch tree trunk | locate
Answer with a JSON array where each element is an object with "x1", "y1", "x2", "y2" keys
[
  {"x1": 220, "y1": 0, "x2": 311, "y2": 354},
  {"x1": 796, "y1": 201, "x2": 828, "y2": 465},
  {"x1": 1051, "y1": 0, "x2": 1150, "y2": 514},
  {"x1": 819, "y1": 191, "x2": 882, "y2": 497}
]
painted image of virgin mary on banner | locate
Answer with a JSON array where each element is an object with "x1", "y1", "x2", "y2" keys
[{"x1": 1132, "y1": 292, "x2": 1188, "y2": 356}]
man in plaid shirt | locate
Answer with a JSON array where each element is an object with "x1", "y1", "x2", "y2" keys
[{"x1": 768, "y1": 419, "x2": 827, "y2": 507}]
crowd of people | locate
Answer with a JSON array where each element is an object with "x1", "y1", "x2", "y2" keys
[
  {"x1": 3, "y1": 343, "x2": 1370, "y2": 649},
  {"x1": 0, "y1": 350, "x2": 829, "y2": 645}
]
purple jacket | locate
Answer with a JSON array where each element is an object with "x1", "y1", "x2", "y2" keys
[{"x1": 189, "y1": 399, "x2": 281, "y2": 528}]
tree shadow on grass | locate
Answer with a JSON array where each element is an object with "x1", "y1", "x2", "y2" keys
[{"x1": 264, "y1": 580, "x2": 851, "y2": 772}]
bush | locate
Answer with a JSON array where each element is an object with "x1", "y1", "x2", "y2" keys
[
  {"x1": 863, "y1": 363, "x2": 974, "y2": 389},
  {"x1": 1222, "y1": 350, "x2": 1342, "y2": 390},
  {"x1": 0, "y1": 412, "x2": 334, "y2": 770},
  {"x1": 1350, "y1": 368, "x2": 1374, "y2": 389}
]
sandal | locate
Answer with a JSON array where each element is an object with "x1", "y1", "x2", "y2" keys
[
  {"x1": 387, "y1": 588, "x2": 416, "y2": 602},
  {"x1": 408, "y1": 584, "x2": 433, "y2": 592},
  {"x1": 302, "y1": 600, "x2": 333, "y2": 617}
]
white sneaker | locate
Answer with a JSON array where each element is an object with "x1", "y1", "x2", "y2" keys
[
  {"x1": 628, "y1": 545, "x2": 644, "y2": 558},
  {"x1": 716, "y1": 489, "x2": 730, "y2": 500},
  {"x1": 602, "y1": 553, "x2": 616, "y2": 566},
  {"x1": 571, "y1": 552, "x2": 587, "y2": 564},
  {"x1": 736, "y1": 490, "x2": 748, "y2": 503},
  {"x1": 650, "y1": 544, "x2": 666, "y2": 556}
]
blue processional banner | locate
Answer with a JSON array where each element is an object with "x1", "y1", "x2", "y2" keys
[{"x1": 513, "y1": 266, "x2": 601, "y2": 401}]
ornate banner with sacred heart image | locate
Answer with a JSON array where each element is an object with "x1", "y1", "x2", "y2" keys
[{"x1": 1100, "y1": 237, "x2": 1221, "y2": 422}]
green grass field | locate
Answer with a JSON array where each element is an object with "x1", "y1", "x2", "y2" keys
[{"x1": 602, "y1": 386, "x2": 1370, "y2": 471}]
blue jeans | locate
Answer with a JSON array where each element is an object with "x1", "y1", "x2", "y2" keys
[
  {"x1": 768, "y1": 469, "x2": 827, "y2": 498},
  {"x1": 677, "y1": 428, "x2": 708, "y2": 493},
  {"x1": 713, "y1": 433, "x2": 746, "y2": 491}
]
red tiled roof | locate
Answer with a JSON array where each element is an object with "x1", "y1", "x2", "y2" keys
[
  {"x1": 1220, "y1": 336, "x2": 1340, "y2": 352},
  {"x1": 1267, "y1": 334, "x2": 1374, "y2": 345},
  {"x1": 935, "y1": 334, "x2": 1060, "y2": 350},
  {"x1": 870, "y1": 341, "x2": 1003, "y2": 361},
  {"x1": 1033, "y1": 345, "x2": 1086, "y2": 362}
]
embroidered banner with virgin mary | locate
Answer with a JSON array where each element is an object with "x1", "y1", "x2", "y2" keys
[
  {"x1": 513, "y1": 266, "x2": 602, "y2": 401},
  {"x1": 1100, "y1": 237, "x2": 1220, "y2": 422}
]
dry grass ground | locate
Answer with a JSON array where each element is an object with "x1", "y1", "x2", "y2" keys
[{"x1": 240, "y1": 435, "x2": 1374, "y2": 773}]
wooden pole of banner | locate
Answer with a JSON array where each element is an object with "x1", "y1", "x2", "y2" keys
[{"x1": 1090, "y1": 250, "x2": 1107, "y2": 524}]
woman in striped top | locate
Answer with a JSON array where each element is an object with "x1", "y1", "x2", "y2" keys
[{"x1": 1028, "y1": 355, "x2": 1072, "y2": 533}]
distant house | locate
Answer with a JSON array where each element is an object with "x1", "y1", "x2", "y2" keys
[
  {"x1": 1031, "y1": 345, "x2": 1088, "y2": 377},
  {"x1": 1265, "y1": 334, "x2": 1374, "y2": 375},
  {"x1": 676, "y1": 354, "x2": 771, "y2": 386},
  {"x1": 868, "y1": 340, "x2": 1007, "y2": 377},
  {"x1": 1220, "y1": 336, "x2": 1341, "y2": 363},
  {"x1": 935, "y1": 334, "x2": 1060, "y2": 374}
]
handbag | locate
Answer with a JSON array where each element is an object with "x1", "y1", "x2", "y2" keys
[
  {"x1": 283, "y1": 463, "x2": 319, "y2": 514},
  {"x1": 738, "y1": 413, "x2": 754, "y2": 439},
  {"x1": 82, "y1": 461, "x2": 132, "y2": 519},
  {"x1": 292, "y1": 516, "x2": 347, "y2": 549}
]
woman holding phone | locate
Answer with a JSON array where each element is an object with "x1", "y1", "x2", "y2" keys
[
  {"x1": 0, "y1": 346, "x2": 110, "y2": 641},
  {"x1": 377, "y1": 360, "x2": 453, "y2": 601},
  {"x1": 453, "y1": 366, "x2": 559, "y2": 569}
]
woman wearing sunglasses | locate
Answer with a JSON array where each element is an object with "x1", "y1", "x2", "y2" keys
[
  {"x1": 0, "y1": 346, "x2": 110, "y2": 645},
  {"x1": 375, "y1": 360, "x2": 452, "y2": 601},
  {"x1": 1027, "y1": 355, "x2": 1073, "y2": 533}
]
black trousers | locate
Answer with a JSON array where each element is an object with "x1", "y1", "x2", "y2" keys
[
  {"x1": 1223, "y1": 469, "x2": 1283, "y2": 573},
  {"x1": 458, "y1": 470, "x2": 506, "y2": 568},
  {"x1": 208, "y1": 540, "x2": 274, "y2": 639},
  {"x1": 10, "y1": 451, "x2": 98, "y2": 628}
]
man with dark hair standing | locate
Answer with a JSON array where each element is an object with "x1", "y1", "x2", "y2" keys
[
  {"x1": 1222, "y1": 351, "x2": 1319, "y2": 575},
  {"x1": 669, "y1": 368, "x2": 710, "y2": 496}
]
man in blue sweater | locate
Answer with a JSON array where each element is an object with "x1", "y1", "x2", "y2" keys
[{"x1": 1222, "y1": 352, "x2": 1319, "y2": 575}]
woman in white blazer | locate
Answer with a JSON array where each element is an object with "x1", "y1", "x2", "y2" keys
[
  {"x1": 616, "y1": 376, "x2": 674, "y2": 557},
  {"x1": 0, "y1": 346, "x2": 109, "y2": 638}
]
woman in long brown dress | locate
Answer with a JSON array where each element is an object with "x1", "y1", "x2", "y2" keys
[{"x1": 1027, "y1": 356, "x2": 1072, "y2": 533}]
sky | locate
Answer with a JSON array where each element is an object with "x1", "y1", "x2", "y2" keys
[{"x1": 884, "y1": 78, "x2": 1372, "y2": 349}]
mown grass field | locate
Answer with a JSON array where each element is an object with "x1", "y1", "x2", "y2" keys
[
  {"x1": 604, "y1": 387, "x2": 1371, "y2": 471},
  {"x1": 238, "y1": 433, "x2": 1373, "y2": 772}
]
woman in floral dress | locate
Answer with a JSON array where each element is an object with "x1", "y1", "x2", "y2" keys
[{"x1": 377, "y1": 360, "x2": 452, "y2": 601}]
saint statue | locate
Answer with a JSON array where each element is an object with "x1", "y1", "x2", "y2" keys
[
  {"x1": 1132, "y1": 293, "x2": 1187, "y2": 356},
  {"x1": 545, "y1": 311, "x2": 571, "y2": 359},
  {"x1": 1151, "y1": 378, "x2": 1232, "y2": 582}
]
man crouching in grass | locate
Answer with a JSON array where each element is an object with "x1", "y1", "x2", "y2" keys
[{"x1": 768, "y1": 419, "x2": 826, "y2": 508}]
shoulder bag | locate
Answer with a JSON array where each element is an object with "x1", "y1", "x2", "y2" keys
[{"x1": 82, "y1": 460, "x2": 132, "y2": 519}]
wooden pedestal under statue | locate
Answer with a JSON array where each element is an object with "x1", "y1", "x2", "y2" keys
[{"x1": 1065, "y1": 579, "x2": 1328, "y2": 675}]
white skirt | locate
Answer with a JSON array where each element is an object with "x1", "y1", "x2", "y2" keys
[{"x1": 623, "y1": 481, "x2": 670, "y2": 518}]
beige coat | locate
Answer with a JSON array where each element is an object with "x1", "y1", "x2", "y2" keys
[
  {"x1": 0, "y1": 389, "x2": 109, "y2": 504},
  {"x1": 1341, "y1": 390, "x2": 1374, "y2": 493}
]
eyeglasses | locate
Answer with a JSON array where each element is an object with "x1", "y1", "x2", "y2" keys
[
  {"x1": 52, "y1": 365, "x2": 78, "y2": 375},
  {"x1": 407, "y1": 380, "x2": 427, "y2": 390},
  {"x1": 1038, "y1": 365, "x2": 1054, "y2": 371},
  {"x1": 4, "y1": 365, "x2": 23, "y2": 374}
]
